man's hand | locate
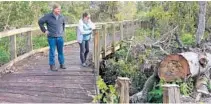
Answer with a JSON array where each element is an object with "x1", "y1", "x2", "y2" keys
[{"x1": 45, "y1": 31, "x2": 49, "y2": 35}]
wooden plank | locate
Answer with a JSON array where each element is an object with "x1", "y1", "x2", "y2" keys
[
  {"x1": 0, "y1": 88, "x2": 92, "y2": 99},
  {"x1": 0, "y1": 27, "x2": 39, "y2": 39},
  {"x1": 0, "y1": 85, "x2": 95, "y2": 95},
  {"x1": 105, "y1": 44, "x2": 120, "y2": 57},
  {"x1": 9, "y1": 35, "x2": 17, "y2": 60},
  {"x1": 93, "y1": 29, "x2": 99, "y2": 73},
  {"x1": 0, "y1": 40, "x2": 78, "y2": 74},
  {"x1": 0, "y1": 21, "x2": 141, "y2": 39},
  {"x1": 112, "y1": 23, "x2": 116, "y2": 53},
  {"x1": 97, "y1": 29, "x2": 100, "y2": 74},
  {"x1": 126, "y1": 22, "x2": 129, "y2": 39},
  {"x1": 102, "y1": 25, "x2": 107, "y2": 58},
  {"x1": 120, "y1": 22, "x2": 124, "y2": 41},
  {"x1": 0, "y1": 82, "x2": 95, "y2": 90},
  {"x1": 0, "y1": 92, "x2": 91, "y2": 103},
  {"x1": 0, "y1": 79, "x2": 94, "y2": 85},
  {"x1": 132, "y1": 20, "x2": 135, "y2": 36},
  {"x1": 11, "y1": 71, "x2": 93, "y2": 76},
  {"x1": 26, "y1": 31, "x2": 33, "y2": 52},
  {"x1": 1, "y1": 74, "x2": 95, "y2": 81}
]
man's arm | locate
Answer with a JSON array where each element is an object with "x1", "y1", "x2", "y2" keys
[
  {"x1": 78, "y1": 20, "x2": 92, "y2": 35},
  {"x1": 38, "y1": 15, "x2": 47, "y2": 33}
]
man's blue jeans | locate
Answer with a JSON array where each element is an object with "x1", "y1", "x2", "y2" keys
[{"x1": 48, "y1": 37, "x2": 64, "y2": 65}]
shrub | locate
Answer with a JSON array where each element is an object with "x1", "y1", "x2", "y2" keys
[
  {"x1": 0, "y1": 47, "x2": 10, "y2": 66},
  {"x1": 93, "y1": 76, "x2": 118, "y2": 103},
  {"x1": 181, "y1": 33, "x2": 194, "y2": 45}
]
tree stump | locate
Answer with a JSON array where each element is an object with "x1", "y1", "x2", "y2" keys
[
  {"x1": 158, "y1": 52, "x2": 211, "y2": 82},
  {"x1": 162, "y1": 84, "x2": 180, "y2": 103},
  {"x1": 115, "y1": 77, "x2": 130, "y2": 103}
]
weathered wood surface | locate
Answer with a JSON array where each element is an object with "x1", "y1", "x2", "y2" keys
[
  {"x1": 0, "y1": 43, "x2": 96, "y2": 103},
  {"x1": 116, "y1": 77, "x2": 130, "y2": 103},
  {"x1": 162, "y1": 84, "x2": 180, "y2": 103},
  {"x1": 0, "y1": 20, "x2": 139, "y2": 103}
]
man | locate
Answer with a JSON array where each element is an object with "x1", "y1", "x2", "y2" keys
[
  {"x1": 38, "y1": 3, "x2": 66, "y2": 71},
  {"x1": 77, "y1": 12, "x2": 95, "y2": 67}
]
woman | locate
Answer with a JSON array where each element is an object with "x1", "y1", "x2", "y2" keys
[{"x1": 77, "y1": 12, "x2": 95, "y2": 67}]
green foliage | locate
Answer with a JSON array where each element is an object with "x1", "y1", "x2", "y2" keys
[
  {"x1": 0, "y1": 37, "x2": 10, "y2": 66},
  {"x1": 32, "y1": 28, "x2": 76, "y2": 49},
  {"x1": 147, "y1": 79, "x2": 164, "y2": 103},
  {"x1": 174, "y1": 78, "x2": 194, "y2": 96},
  {"x1": 93, "y1": 76, "x2": 118, "y2": 103},
  {"x1": 180, "y1": 82, "x2": 193, "y2": 95},
  {"x1": 0, "y1": 47, "x2": 10, "y2": 66},
  {"x1": 32, "y1": 34, "x2": 48, "y2": 49},
  {"x1": 101, "y1": 43, "x2": 148, "y2": 95},
  {"x1": 61, "y1": 1, "x2": 90, "y2": 23},
  {"x1": 136, "y1": 1, "x2": 200, "y2": 46},
  {"x1": 0, "y1": 1, "x2": 49, "y2": 31},
  {"x1": 181, "y1": 33, "x2": 194, "y2": 45},
  {"x1": 64, "y1": 28, "x2": 77, "y2": 42}
]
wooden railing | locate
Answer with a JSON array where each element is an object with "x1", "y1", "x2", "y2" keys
[
  {"x1": 0, "y1": 20, "x2": 145, "y2": 74},
  {"x1": 92, "y1": 20, "x2": 142, "y2": 76}
]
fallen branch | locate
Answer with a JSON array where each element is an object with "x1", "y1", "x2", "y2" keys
[
  {"x1": 144, "y1": 44, "x2": 169, "y2": 55},
  {"x1": 174, "y1": 32, "x2": 185, "y2": 52},
  {"x1": 153, "y1": 25, "x2": 178, "y2": 45},
  {"x1": 125, "y1": 36, "x2": 135, "y2": 61},
  {"x1": 130, "y1": 65, "x2": 159, "y2": 103}
]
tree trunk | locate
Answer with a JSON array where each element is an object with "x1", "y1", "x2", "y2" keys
[
  {"x1": 196, "y1": 1, "x2": 206, "y2": 46},
  {"x1": 158, "y1": 52, "x2": 211, "y2": 82},
  {"x1": 130, "y1": 66, "x2": 159, "y2": 103}
]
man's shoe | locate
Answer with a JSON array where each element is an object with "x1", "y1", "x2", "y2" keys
[
  {"x1": 50, "y1": 65, "x2": 58, "y2": 71},
  {"x1": 60, "y1": 64, "x2": 66, "y2": 69},
  {"x1": 82, "y1": 63, "x2": 88, "y2": 67}
]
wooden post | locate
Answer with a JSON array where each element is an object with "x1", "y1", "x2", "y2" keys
[
  {"x1": 139, "y1": 21, "x2": 141, "y2": 28},
  {"x1": 115, "y1": 77, "x2": 130, "y2": 103},
  {"x1": 132, "y1": 20, "x2": 135, "y2": 36},
  {"x1": 162, "y1": 84, "x2": 180, "y2": 103},
  {"x1": 112, "y1": 23, "x2": 115, "y2": 53},
  {"x1": 93, "y1": 29, "x2": 100, "y2": 75},
  {"x1": 26, "y1": 31, "x2": 33, "y2": 52},
  {"x1": 102, "y1": 24, "x2": 107, "y2": 58},
  {"x1": 120, "y1": 22, "x2": 124, "y2": 41},
  {"x1": 9, "y1": 35, "x2": 17, "y2": 60},
  {"x1": 120, "y1": 22, "x2": 124, "y2": 48}
]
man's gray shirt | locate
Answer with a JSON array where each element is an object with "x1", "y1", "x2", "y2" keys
[{"x1": 38, "y1": 12, "x2": 65, "y2": 37}]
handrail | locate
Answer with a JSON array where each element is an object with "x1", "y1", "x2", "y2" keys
[{"x1": 0, "y1": 19, "x2": 140, "y2": 39}]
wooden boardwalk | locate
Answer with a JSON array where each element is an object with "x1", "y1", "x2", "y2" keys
[
  {"x1": 0, "y1": 20, "x2": 138, "y2": 103},
  {"x1": 0, "y1": 43, "x2": 96, "y2": 103}
]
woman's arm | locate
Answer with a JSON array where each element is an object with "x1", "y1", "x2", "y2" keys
[
  {"x1": 78, "y1": 20, "x2": 92, "y2": 35},
  {"x1": 88, "y1": 19, "x2": 96, "y2": 30}
]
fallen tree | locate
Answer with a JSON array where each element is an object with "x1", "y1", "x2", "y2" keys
[{"x1": 130, "y1": 51, "x2": 211, "y2": 103}]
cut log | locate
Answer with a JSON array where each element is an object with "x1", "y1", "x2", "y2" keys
[{"x1": 158, "y1": 52, "x2": 211, "y2": 82}]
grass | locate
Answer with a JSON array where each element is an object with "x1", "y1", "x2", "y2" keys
[{"x1": 0, "y1": 28, "x2": 76, "y2": 66}]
